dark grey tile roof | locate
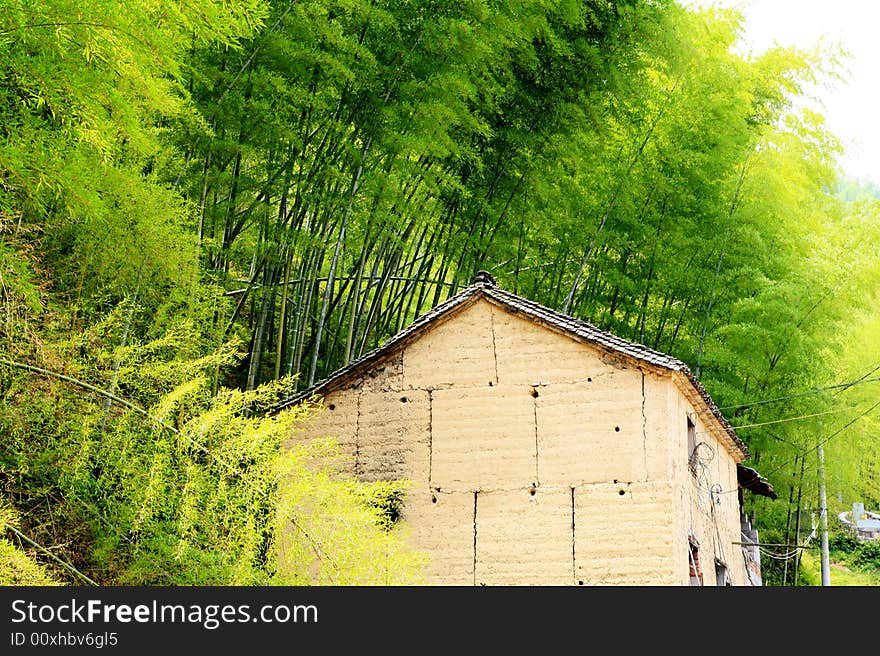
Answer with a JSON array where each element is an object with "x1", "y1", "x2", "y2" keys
[
  {"x1": 484, "y1": 284, "x2": 684, "y2": 370},
  {"x1": 268, "y1": 273, "x2": 748, "y2": 459}
]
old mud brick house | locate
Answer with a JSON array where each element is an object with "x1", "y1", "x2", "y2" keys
[{"x1": 273, "y1": 272, "x2": 775, "y2": 585}]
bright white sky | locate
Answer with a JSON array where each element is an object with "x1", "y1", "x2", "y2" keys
[{"x1": 682, "y1": 0, "x2": 880, "y2": 185}]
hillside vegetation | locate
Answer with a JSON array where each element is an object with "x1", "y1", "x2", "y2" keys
[{"x1": 2, "y1": 0, "x2": 878, "y2": 585}]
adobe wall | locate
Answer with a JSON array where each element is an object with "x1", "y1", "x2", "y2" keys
[
  {"x1": 669, "y1": 382, "x2": 747, "y2": 585},
  {"x1": 285, "y1": 297, "x2": 746, "y2": 585}
]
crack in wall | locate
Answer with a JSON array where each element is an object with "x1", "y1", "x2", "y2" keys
[
  {"x1": 428, "y1": 389, "x2": 433, "y2": 488},
  {"x1": 473, "y1": 491, "x2": 478, "y2": 586},
  {"x1": 534, "y1": 396, "x2": 540, "y2": 485},
  {"x1": 489, "y1": 308, "x2": 499, "y2": 385},
  {"x1": 641, "y1": 370, "x2": 648, "y2": 480},
  {"x1": 571, "y1": 487, "x2": 576, "y2": 585},
  {"x1": 354, "y1": 390, "x2": 362, "y2": 477},
  {"x1": 424, "y1": 483, "x2": 584, "y2": 494}
]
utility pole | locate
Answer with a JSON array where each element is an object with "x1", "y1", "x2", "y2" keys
[
  {"x1": 817, "y1": 443, "x2": 831, "y2": 586},
  {"x1": 792, "y1": 456, "x2": 806, "y2": 585},
  {"x1": 782, "y1": 454, "x2": 798, "y2": 586}
]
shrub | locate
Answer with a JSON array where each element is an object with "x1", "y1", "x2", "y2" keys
[
  {"x1": 829, "y1": 531, "x2": 861, "y2": 554},
  {"x1": 852, "y1": 540, "x2": 880, "y2": 570}
]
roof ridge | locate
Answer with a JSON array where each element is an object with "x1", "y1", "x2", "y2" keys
[
  {"x1": 267, "y1": 280, "x2": 485, "y2": 413},
  {"x1": 482, "y1": 285, "x2": 688, "y2": 372},
  {"x1": 264, "y1": 276, "x2": 749, "y2": 459}
]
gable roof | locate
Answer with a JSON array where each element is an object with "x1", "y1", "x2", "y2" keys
[{"x1": 269, "y1": 271, "x2": 749, "y2": 460}]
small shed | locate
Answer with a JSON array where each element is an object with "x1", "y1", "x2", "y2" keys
[{"x1": 274, "y1": 272, "x2": 774, "y2": 585}]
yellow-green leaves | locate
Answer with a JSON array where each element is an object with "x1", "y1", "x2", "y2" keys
[
  {"x1": 0, "y1": 503, "x2": 63, "y2": 585},
  {"x1": 276, "y1": 437, "x2": 426, "y2": 585}
]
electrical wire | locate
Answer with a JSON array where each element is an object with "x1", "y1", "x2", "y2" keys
[
  {"x1": 720, "y1": 398, "x2": 880, "y2": 495},
  {"x1": 759, "y1": 547, "x2": 800, "y2": 561},
  {"x1": 799, "y1": 398, "x2": 880, "y2": 460},
  {"x1": 714, "y1": 375, "x2": 880, "y2": 412},
  {"x1": 731, "y1": 406, "x2": 856, "y2": 429},
  {"x1": 684, "y1": 372, "x2": 877, "y2": 467},
  {"x1": 709, "y1": 485, "x2": 728, "y2": 567},
  {"x1": 722, "y1": 363, "x2": 880, "y2": 496},
  {"x1": 743, "y1": 522, "x2": 817, "y2": 562}
]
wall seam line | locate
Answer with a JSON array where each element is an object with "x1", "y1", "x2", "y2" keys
[
  {"x1": 489, "y1": 306, "x2": 499, "y2": 385},
  {"x1": 473, "y1": 491, "x2": 478, "y2": 586},
  {"x1": 355, "y1": 390, "x2": 362, "y2": 477},
  {"x1": 641, "y1": 369, "x2": 649, "y2": 481},
  {"x1": 571, "y1": 487, "x2": 576, "y2": 585},
  {"x1": 534, "y1": 396, "x2": 540, "y2": 485},
  {"x1": 428, "y1": 389, "x2": 433, "y2": 488}
]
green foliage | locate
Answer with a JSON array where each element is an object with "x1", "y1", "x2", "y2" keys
[
  {"x1": 276, "y1": 438, "x2": 425, "y2": 585},
  {"x1": 851, "y1": 541, "x2": 880, "y2": 571},
  {"x1": 799, "y1": 545, "x2": 880, "y2": 586},
  {"x1": 829, "y1": 531, "x2": 861, "y2": 554},
  {"x1": 0, "y1": 317, "x2": 425, "y2": 585},
  {"x1": 0, "y1": 0, "x2": 268, "y2": 328},
  {"x1": 0, "y1": 502, "x2": 62, "y2": 585},
  {"x1": 795, "y1": 553, "x2": 821, "y2": 586},
  {"x1": 361, "y1": 480, "x2": 408, "y2": 531},
  {"x1": 2, "y1": 0, "x2": 880, "y2": 585},
  {"x1": 829, "y1": 528, "x2": 880, "y2": 573},
  {"x1": 0, "y1": 539, "x2": 62, "y2": 585}
]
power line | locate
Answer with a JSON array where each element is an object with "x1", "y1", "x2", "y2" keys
[
  {"x1": 841, "y1": 362, "x2": 880, "y2": 392},
  {"x1": 701, "y1": 371, "x2": 880, "y2": 498},
  {"x1": 731, "y1": 406, "x2": 856, "y2": 429},
  {"x1": 723, "y1": 399, "x2": 880, "y2": 496},
  {"x1": 778, "y1": 363, "x2": 880, "y2": 474},
  {"x1": 716, "y1": 376, "x2": 880, "y2": 412},
  {"x1": 801, "y1": 398, "x2": 880, "y2": 460}
]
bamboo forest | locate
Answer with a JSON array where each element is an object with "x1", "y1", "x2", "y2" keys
[{"x1": 2, "y1": 0, "x2": 879, "y2": 587}]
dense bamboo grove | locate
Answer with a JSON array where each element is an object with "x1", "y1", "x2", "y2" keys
[{"x1": 1, "y1": 0, "x2": 878, "y2": 585}]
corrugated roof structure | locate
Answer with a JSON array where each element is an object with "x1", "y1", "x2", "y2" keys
[{"x1": 269, "y1": 271, "x2": 749, "y2": 460}]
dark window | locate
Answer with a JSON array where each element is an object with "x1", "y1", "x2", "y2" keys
[
  {"x1": 715, "y1": 560, "x2": 730, "y2": 586},
  {"x1": 689, "y1": 536, "x2": 703, "y2": 586}
]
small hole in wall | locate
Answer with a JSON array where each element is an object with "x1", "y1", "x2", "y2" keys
[
  {"x1": 613, "y1": 479, "x2": 618, "y2": 484},
  {"x1": 400, "y1": 396, "x2": 408, "y2": 403},
  {"x1": 587, "y1": 377, "x2": 592, "y2": 382},
  {"x1": 488, "y1": 381, "x2": 494, "y2": 386},
  {"x1": 530, "y1": 489, "x2": 536, "y2": 496},
  {"x1": 619, "y1": 489, "x2": 626, "y2": 496},
  {"x1": 578, "y1": 580, "x2": 584, "y2": 586},
  {"x1": 328, "y1": 404, "x2": 336, "y2": 411},
  {"x1": 530, "y1": 388, "x2": 539, "y2": 398},
  {"x1": 614, "y1": 426, "x2": 620, "y2": 432},
  {"x1": 431, "y1": 496, "x2": 437, "y2": 504}
]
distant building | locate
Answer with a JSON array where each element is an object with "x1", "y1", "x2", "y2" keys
[
  {"x1": 274, "y1": 272, "x2": 776, "y2": 585},
  {"x1": 841, "y1": 503, "x2": 880, "y2": 540},
  {"x1": 856, "y1": 517, "x2": 880, "y2": 539}
]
